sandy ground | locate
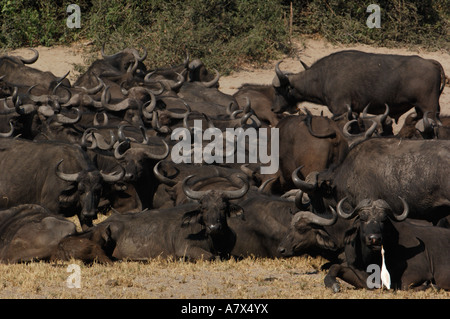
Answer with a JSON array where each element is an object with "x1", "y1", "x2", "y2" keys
[
  {"x1": 7, "y1": 37, "x2": 450, "y2": 132},
  {"x1": 2, "y1": 38, "x2": 450, "y2": 300}
]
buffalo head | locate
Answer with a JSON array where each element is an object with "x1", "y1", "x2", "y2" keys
[
  {"x1": 336, "y1": 196, "x2": 409, "y2": 250},
  {"x1": 181, "y1": 174, "x2": 248, "y2": 236},
  {"x1": 278, "y1": 201, "x2": 339, "y2": 257},
  {"x1": 56, "y1": 159, "x2": 124, "y2": 229},
  {"x1": 271, "y1": 61, "x2": 300, "y2": 114}
]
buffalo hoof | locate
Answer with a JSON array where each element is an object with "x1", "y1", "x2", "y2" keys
[{"x1": 331, "y1": 283, "x2": 340, "y2": 293}]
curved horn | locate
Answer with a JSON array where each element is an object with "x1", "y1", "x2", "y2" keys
[
  {"x1": 305, "y1": 111, "x2": 336, "y2": 138},
  {"x1": 344, "y1": 119, "x2": 377, "y2": 149},
  {"x1": 291, "y1": 166, "x2": 318, "y2": 193},
  {"x1": 144, "y1": 138, "x2": 170, "y2": 160},
  {"x1": 80, "y1": 128, "x2": 97, "y2": 149},
  {"x1": 274, "y1": 61, "x2": 289, "y2": 87},
  {"x1": 76, "y1": 76, "x2": 105, "y2": 95},
  {"x1": 292, "y1": 205, "x2": 338, "y2": 226},
  {"x1": 142, "y1": 90, "x2": 156, "y2": 119},
  {"x1": 137, "y1": 48, "x2": 147, "y2": 62},
  {"x1": 258, "y1": 177, "x2": 276, "y2": 193},
  {"x1": 101, "y1": 166, "x2": 125, "y2": 183},
  {"x1": 55, "y1": 107, "x2": 82, "y2": 124},
  {"x1": 201, "y1": 68, "x2": 220, "y2": 88},
  {"x1": 153, "y1": 161, "x2": 178, "y2": 186},
  {"x1": 0, "y1": 99, "x2": 17, "y2": 115},
  {"x1": 114, "y1": 140, "x2": 131, "y2": 159},
  {"x1": 0, "y1": 120, "x2": 14, "y2": 137},
  {"x1": 55, "y1": 159, "x2": 80, "y2": 182},
  {"x1": 221, "y1": 175, "x2": 249, "y2": 200},
  {"x1": 101, "y1": 86, "x2": 132, "y2": 111},
  {"x1": 299, "y1": 59, "x2": 309, "y2": 70},
  {"x1": 20, "y1": 48, "x2": 39, "y2": 64},
  {"x1": 182, "y1": 175, "x2": 210, "y2": 200},
  {"x1": 391, "y1": 196, "x2": 409, "y2": 221},
  {"x1": 56, "y1": 71, "x2": 70, "y2": 84},
  {"x1": 336, "y1": 197, "x2": 358, "y2": 219},
  {"x1": 164, "y1": 100, "x2": 191, "y2": 119},
  {"x1": 93, "y1": 112, "x2": 108, "y2": 126},
  {"x1": 170, "y1": 72, "x2": 185, "y2": 91},
  {"x1": 101, "y1": 44, "x2": 122, "y2": 59},
  {"x1": 294, "y1": 190, "x2": 310, "y2": 210},
  {"x1": 380, "y1": 104, "x2": 390, "y2": 125}
]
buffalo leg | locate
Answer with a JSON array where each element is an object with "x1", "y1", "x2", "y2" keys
[
  {"x1": 177, "y1": 246, "x2": 216, "y2": 261},
  {"x1": 324, "y1": 264, "x2": 369, "y2": 292}
]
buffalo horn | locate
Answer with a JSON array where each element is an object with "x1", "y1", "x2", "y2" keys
[
  {"x1": 153, "y1": 160, "x2": 177, "y2": 186},
  {"x1": 20, "y1": 48, "x2": 39, "y2": 64},
  {"x1": 100, "y1": 166, "x2": 125, "y2": 183},
  {"x1": 114, "y1": 140, "x2": 131, "y2": 159},
  {"x1": 0, "y1": 99, "x2": 16, "y2": 115},
  {"x1": 292, "y1": 205, "x2": 337, "y2": 227},
  {"x1": 274, "y1": 61, "x2": 289, "y2": 87},
  {"x1": 391, "y1": 196, "x2": 409, "y2": 221},
  {"x1": 291, "y1": 166, "x2": 318, "y2": 193},
  {"x1": 93, "y1": 112, "x2": 108, "y2": 126},
  {"x1": 170, "y1": 72, "x2": 185, "y2": 91},
  {"x1": 101, "y1": 44, "x2": 121, "y2": 59},
  {"x1": 294, "y1": 190, "x2": 310, "y2": 210},
  {"x1": 335, "y1": 197, "x2": 358, "y2": 219},
  {"x1": 182, "y1": 175, "x2": 209, "y2": 200},
  {"x1": 0, "y1": 121, "x2": 14, "y2": 137},
  {"x1": 299, "y1": 59, "x2": 309, "y2": 70},
  {"x1": 55, "y1": 159, "x2": 80, "y2": 182},
  {"x1": 142, "y1": 90, "x2": 156, "y2": 119},
  {"x1": 55, "y1": 107, "x2": 82, "y2": 124},
  {"x1": 201, "y1": 68, "x2": 220, "y2": 88},
  {"x1": 221, "y1": 175, "x2": 249, "y2": 199}
]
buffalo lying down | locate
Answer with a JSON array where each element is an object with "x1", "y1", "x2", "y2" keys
[{"x1": 82, "y1": 175, "x2": 249, "y2": 261}]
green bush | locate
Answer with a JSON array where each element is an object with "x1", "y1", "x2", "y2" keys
[
  {"x1": 294, "y1": 0, "x2": 449, "y2": 50},
  {"x1": 0, "y1": 0, "x2": 447, "y2": 73},
  {"x1": 84, "y1": 0, "x2": 291, "y2": 73}
]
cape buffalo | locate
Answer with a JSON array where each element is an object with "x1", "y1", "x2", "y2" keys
[
  {"x1": 272, "y1": 50, "x2": 446, "y2": 122},
  {"x1": 0, "y1": 138, "x2": 123, "y2": 229},
  {"x1": 323, "y1": 197, "x2": 450, "y2": 291},
  {"x1": 0, "y1": 204, "x2": 77, "y2": 263},
  {"x1": 293, "y1": 138, "x2": 450, "y2": 225},
  {"x1": 82, "y1": 175, "x2": 249, "y2": 261}
]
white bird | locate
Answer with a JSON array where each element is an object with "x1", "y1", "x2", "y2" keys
[{"x1": 380, "y1": 245, "x2": 391, "y2": 290}]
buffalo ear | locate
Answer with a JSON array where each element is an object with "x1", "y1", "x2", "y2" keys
[
  {"x1": 102, "y1": 224, "x2": 112, "y2": 243},
  {"x1": 315, "y1": 229, "x2": 337, "y2": 250},
  {"x1": 181, "y1": 209, "x2": 201, "y2": 228},
  {"x1": 228, "y1": 204, "x2": 245, "y2": 221}
]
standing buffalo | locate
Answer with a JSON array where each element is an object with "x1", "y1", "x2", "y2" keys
[{"x1": 272, "y1": 50, "x2": 446, "y2": 122}]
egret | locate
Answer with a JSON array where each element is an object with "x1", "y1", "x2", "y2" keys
[{"x1": 380, "y1": 245, "x2": 391, "y2": 290}]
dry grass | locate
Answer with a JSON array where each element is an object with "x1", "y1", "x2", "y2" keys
[{"x1": 0, "y1": 256, "x2": 448, "y2": 299}]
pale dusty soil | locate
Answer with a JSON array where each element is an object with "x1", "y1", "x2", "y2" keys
[
  {"x1": 2, "y1": 38, "x2": 450, "y2": 300},
  {"x1": 7, "y1": 37, "x2": 450, "y2": 130}
]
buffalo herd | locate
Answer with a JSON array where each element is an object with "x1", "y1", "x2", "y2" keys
[{"x1": 0, "y1": 47, "x2": 448, "y2": 292}]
